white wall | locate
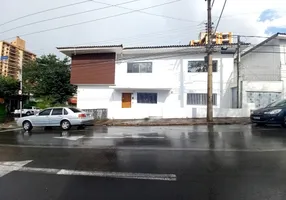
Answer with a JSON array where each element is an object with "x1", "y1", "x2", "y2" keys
[
  {"x1": 76, "y1": 53, "x2": 239, "y2": 119},
  {"x1": 183, "y1": 55, "x2": 234, "y2": 108},
  {"x1": 279, "y1": 40, "x2": 286, "y2": 98},
  {"x1": 77, "y1": 85, "x2": 114, "y2": 109},
  {"x1": 240, "y1": 39, "x2": 281, "y2": 81},
  {"x1": 115, "y1": 53, "x2": 234, "y2": 109}
]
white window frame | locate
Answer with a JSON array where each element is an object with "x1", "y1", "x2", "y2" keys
[
  {"x1": 127, "y1": 62, "x2": 152, "y2": 73},
  {"x1": 137, "y1": 92, "x2": 157, "y2": 104},
  {"x1": 187, "y1": 93, "x2": 217, "y2": 105},
  {"x1": 188, "y1": 60, "x2": 218, "y2": 73}
]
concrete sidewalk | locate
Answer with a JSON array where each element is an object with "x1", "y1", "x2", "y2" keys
[
  {"x1": 94, "y1": 118, "x2": 251, "y2": 126},
  {"x1": 0, "y1": 118, "x2": 251, "y2": 129},
  {"x1": 0, "y1": 121, "x2": 18, "y2": 129}
]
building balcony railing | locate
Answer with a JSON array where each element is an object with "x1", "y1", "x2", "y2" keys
[
  {"x1": 24, "y1": 56, "x2": 33, "y2": 60},
  {"x1": 9, "y1": 52, "x2": 19, "y2": 57},
  {"x1": 8, "y1": 65, "x2": 19, "y2": 69},
  {"x1": 9, "y1": 58, "x2": 19, "y2": 63},
  {"x1": 9, "y1": 49, "x2": 17, "y2": 53},
  {"x1": 8, "y1": 64, "x2": 20, "y2": 69}
]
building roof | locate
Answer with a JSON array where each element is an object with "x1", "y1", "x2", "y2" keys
[
  {"x1": 241, "y1": 32, "x2": 286, "y2": 58},
  {"x1": 123, "y1": 43, "x2": 248, "y2": 49},
  {"x1": 0, "y1": 40, "x2": 36, "y2": 56},
  {"x1": 57, "y1": 43, "x2": 248, "y2": 50},
  {"x1": 57, "y1": 43, "x2": 250, "y2": 57},
  {"x1": 56, "y1": 44, "x2": 123, "y2": 50}
]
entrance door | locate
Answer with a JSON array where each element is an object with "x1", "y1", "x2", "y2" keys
[{"x1": 122, "y1": 93, "x2": 132, "y2": 108}]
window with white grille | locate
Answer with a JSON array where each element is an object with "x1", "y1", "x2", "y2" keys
[
  {"x1": 188, "y1": 60, "x2": 218, "y2": 72},
  {"x1": 187, "y1": 93, "x2": 217, "y2": 105},
  {"x1": 127, "y1": 62, "x2": 152, "y2": 73},
  {"x1": 137, "y1": 93, "x2": 157, "y2": 104}
]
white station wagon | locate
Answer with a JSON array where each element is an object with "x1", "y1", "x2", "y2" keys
[{"x1": 16, "y1": 107, "x2": 94, "y2": 131}]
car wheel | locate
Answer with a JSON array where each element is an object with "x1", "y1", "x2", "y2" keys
[
  {"x1": 61, "y1": 120, "x2": 71, "y2": 130},
  {"x1": 23, "y1": 121, "x2": 33, "y2": 131},
  {"x1": 26, "y1": 112, "x2": 31, "y2": 116}
]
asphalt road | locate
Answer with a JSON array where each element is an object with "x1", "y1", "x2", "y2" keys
[{"x1": 1, "y1": 125, "x2": 286, "y2": 199}]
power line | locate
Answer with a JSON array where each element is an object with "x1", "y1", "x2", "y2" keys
[
  {"x1": 31, "y1": 24, "x2": 204, "y2": 53},
  {"x1": 213, "y1": 0, "x2": 228, "y2": 34},
  {"x1": 211, "y1": 0, "x2": 216, "y2": 7},
  {"x1": 90, "y1": 0, "x2": 197, "y2": 22},
  {"x1": 32, "y1": 33, "x2": 283, "y2": 55},
  {"x1": 3, "y1": 0, "x2": 181, "y2": 41},
  {"x1": 0, "y1": 0, "x2": 91, "y2": 27},
  {"x1": 0, "y1": 0, "x2": 140, "y2": 34}
]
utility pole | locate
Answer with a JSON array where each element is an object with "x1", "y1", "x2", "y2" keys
[
  {"x1": 206, "y1": 0, "x2": 213, "y2": 122},
  {"x1": 19, "y1": 61, "x2": 23, "y2": 118},
  {"x1": 236, "y1": 35, "x2": 241, "y2": 108}
]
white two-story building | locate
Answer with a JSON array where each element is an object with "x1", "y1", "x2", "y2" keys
[{"x1": 58, "y1": 44, "x2": 250, "y2": 119}]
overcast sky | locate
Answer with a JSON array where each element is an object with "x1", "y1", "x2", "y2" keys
[{"x1": 1, "y1": 0, "x2": 286, "y2": 56}]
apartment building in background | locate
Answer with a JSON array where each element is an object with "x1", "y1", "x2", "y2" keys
[
  {"x1": 190, "y1": 32, "x2": 233, "y2": 46},
  {"x1": 0, "y1": 37, "x2": 36, "y2": 79},
  {"x1": 58, "y1": 42, "x2": 252, "y2": 119}
]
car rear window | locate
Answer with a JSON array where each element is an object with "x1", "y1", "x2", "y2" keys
[{"x1": 69, "y1": 107, "x2": 82, "y2": 113}]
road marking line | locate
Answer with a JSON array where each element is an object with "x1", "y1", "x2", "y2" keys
[
  {"x1": 53, "y1": 135, "x2": 165, "y2": 140},
  {"x1": 54, "y1": 136, "x2": 84, "y2": 141},
  {"x1": 20, "y1": 167, "x2": 60, "y2": 174},
  {"x1": 57, "y1": 169, "x2": 176, "y2": 181},
  {"x1": 86, "y1": 136, "x2": 165, "y2": 139},
  {"x1": 0, "y1": 160, "x2": 32, "y2": 177},
  {"x1": 0, "y1": 162, "x2": 176, "y2": 181},
  {"x1": 1, "y1": 143, "x2": 286, "y2": 152}
]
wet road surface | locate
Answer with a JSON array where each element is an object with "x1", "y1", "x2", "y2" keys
[{"x1": 1, "y1": 125, "x2": 286, "y2": 199}]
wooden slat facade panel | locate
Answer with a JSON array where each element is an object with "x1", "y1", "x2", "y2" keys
[{"x1": 71, "y1": 53, "x2": 115, "y2": 84}]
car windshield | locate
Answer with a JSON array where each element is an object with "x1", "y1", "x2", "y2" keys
[
  {"x1": 266, "y1": 99, "x2": 286, "y2": 107},
  {"x1": 69, "y1": 107, "x2": 82, "y2": 113}
]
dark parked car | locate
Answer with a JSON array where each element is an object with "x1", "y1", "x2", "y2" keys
[{"x1": 250, "y1": 99, "x2": 286, "y2": 126}]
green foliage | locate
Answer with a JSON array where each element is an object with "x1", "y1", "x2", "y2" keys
[
  {"x1": 23, "y1": 101, "x2": 37, "y2": 109},
  {"x1": 23, "y1": 54, "x2": 76, "y2": 105},
  {"x1": 35, "y1": 96, "x2": 56, "y2": 109},
  {"x1": 0, "y1": 75, "x2": 19, "y2": 98}
]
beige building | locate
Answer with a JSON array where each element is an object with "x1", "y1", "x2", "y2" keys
[
  {"x1": 190, "y1": 32, "x2": 233, "y2": 46},
  {"x1": 0, "y1": 37, "x2": 36, "y2": 79}
]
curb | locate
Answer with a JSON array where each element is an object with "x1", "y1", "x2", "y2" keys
[
  {"x1": 94, "y1": 121, "x2": 252, "y2": 126},
  {"x1": 0, "y1": 128, "x2": 21, "y2": 132}
]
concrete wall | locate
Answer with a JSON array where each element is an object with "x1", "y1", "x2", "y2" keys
[
  {"x1": 75, "y1": 53, "x2": 248, "y2": 119},
  {"x1": 240, "y1": 39, "x2": 281, "y2": 81},
  {"x1": 77, "y1": 85, "x2": 254, "y2": 119},
  {"x1": 279, "y1": 40, "x2": 286, "y2": 98},
  {"x1": 115, "y1": 53, "x2": 234, "y2": 109}
]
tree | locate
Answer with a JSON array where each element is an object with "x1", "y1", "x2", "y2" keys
[
  {"x1": 0, "y1": 75, "x2": 19, "y2": 98},
  {"x1": 23, "y1": 54, "x2": 76, "y2": 105}
]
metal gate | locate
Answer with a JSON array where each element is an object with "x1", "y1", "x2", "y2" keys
[
  {"x1": 246, "y1": 92, "x2": 281, "y2": 108},
  {"x1": 82, "y1": 109, "x2": 108, "y2": 120}
]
